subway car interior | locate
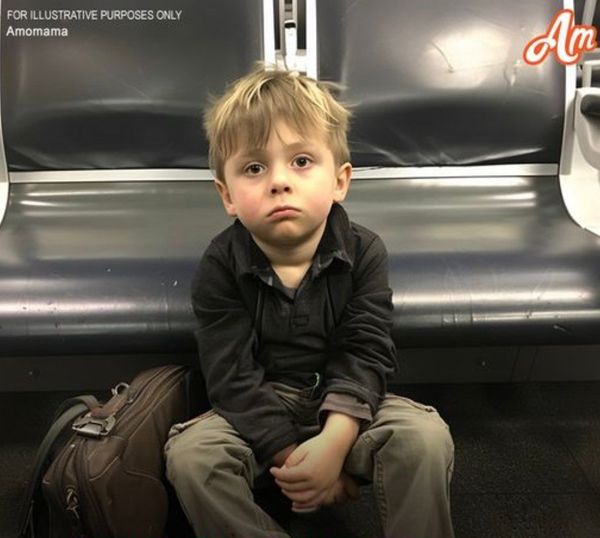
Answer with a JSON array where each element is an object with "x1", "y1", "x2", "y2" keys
[{"x1": 1, "y1": 0, "x2": 600, "y2": 536}]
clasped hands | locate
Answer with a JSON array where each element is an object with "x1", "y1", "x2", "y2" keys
[{"x1": 269, "y1": 433, "x2": 360, "y2": 512}]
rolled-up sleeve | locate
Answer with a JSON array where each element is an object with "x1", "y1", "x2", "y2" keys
[
  {"x1": 318, "y1": 392, "x2": 372, "y2": 430},
  {"x1": 191, "y1": 243, "x2": 298, "y2": 464},
  {"x1": 324, "y1": 235, "x2": 398, "y2": 415}
]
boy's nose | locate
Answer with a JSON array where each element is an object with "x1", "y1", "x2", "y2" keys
[
  {"x1": 270, "y1": 183, "x2": 291, "y2": 195},
  {"x1": 269, "y1": 166, "x2": 292, "y2": 194}
]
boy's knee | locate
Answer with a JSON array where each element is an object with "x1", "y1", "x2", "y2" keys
[
  {"x1": 165, "y1": 433, "x2": 256, "y2": 489},
  {"x1": 418, "y1": 417, "x2": 454, "y2": 465},
  {"x1": 165, "y1": 438, "x2": 207, "y2": 487},
  {"x1": 384, "y1": 416, "x2": 454, "y2": 469}
]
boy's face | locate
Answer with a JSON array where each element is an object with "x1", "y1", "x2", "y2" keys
[{"x1": 214, "y1": 120, "x2": 351, "y2": 251}]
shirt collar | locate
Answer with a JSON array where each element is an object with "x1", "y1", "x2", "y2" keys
[{"x1": 231, "y1": 202, "x2": 355, "y2": 282}]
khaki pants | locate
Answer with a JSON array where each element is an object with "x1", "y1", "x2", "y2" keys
[{"x1": 164, "y1": 382, "x2": 455, "y2": 538}]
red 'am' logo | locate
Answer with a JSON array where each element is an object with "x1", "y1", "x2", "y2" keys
[{"x1": 523, "y1": 9, "x2": 597, "y2": 66}]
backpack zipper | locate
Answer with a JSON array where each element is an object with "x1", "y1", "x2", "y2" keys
[{"x1": 109, "y1": 366, "x2": 185, "y2": 439}]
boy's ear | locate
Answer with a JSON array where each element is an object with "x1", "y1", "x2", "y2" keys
[
  {"x1": 214, "y1": 179, "x2": 238, "y2": 217},
  {"x1": 333, "y1": 162, "x2": 352, "y2": 203}
]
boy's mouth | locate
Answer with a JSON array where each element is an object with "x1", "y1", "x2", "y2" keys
[{"x1": 268, "y1": 205, "x2": 301, "y2": 219}]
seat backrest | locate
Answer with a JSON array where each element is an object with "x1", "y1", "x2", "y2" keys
[
  {"x1": 1, "y1": 0, "x2": 264, "y2": 171},
  {"x1": 316, "y1": 0, "x2": 565, "y2": 167}
]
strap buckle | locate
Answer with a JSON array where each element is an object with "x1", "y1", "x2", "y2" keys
[
  {"x1": 308, "y1": 372, "x2": 322, "y2": 398},
  {"x1": 72, "y1": 414, "x2": 116, "y2": 437}
]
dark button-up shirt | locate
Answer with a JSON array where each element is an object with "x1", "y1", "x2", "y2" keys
[{"x1": 191, "y1": 203, "x2": 398, "y2": 463}]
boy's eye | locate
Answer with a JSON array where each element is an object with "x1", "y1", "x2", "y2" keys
[
  {"x1": 244, "y1": 163, "x2": 264, "y2": 175},
  {"x1": 293, "y1": 156, "x2": 312, "y2": 168}
]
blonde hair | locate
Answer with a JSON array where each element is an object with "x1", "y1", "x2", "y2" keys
[{"x1": 204, "y1": 64, "x2": 351, "y2": 181}]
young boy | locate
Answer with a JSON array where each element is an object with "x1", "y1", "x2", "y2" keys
[{"x1": 164, "y1": 66, "x2": 455, "y2": 538}]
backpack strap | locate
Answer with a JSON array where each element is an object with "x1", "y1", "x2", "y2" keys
[{"x1": 17, "y1": 395, "x2": 99, "y2": 538}]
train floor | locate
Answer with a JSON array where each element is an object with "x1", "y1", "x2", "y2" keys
[{"x1": 2, "y1": 381, "x2": 600, "y2": 538}]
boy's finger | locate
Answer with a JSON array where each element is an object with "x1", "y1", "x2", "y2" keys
[
  {"x1": 269, "y1": 465, "x2": 309, "y2": 481},
  {"x1": 342, "y1": 475, "x2": 361, "y2": 499},
  {"x1": 284, "y1": 451, "x2": 307, "y2": 467},
  {"x1": 281, "y1": 488, "x2": 319, "y2": 503},
  {"x1": 346, "y1": 482, "x2": 360, "y2": 499},
  {"x1": 323, "y1": 490, "x2": 346, "y2": 506},
  {"x1": 291, "y1": 504, "x2": 321, "y2": 514},
  {"x1": 273, "y1": 478, "x2": 311, "y2": 491},
  {"x1": 292, "y1": 489, "x2": 327, "y2": 508}
]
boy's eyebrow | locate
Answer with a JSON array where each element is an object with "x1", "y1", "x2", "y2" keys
[
  {"x1": 236, "y1": 141, "x2": 318, "y2": 160},
  {"x1": 232, "y1": 149, "x2": 267, "y2": 162},
  {"x1": 282, "y1": 141, "x2": 317, "y2": 151}
]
